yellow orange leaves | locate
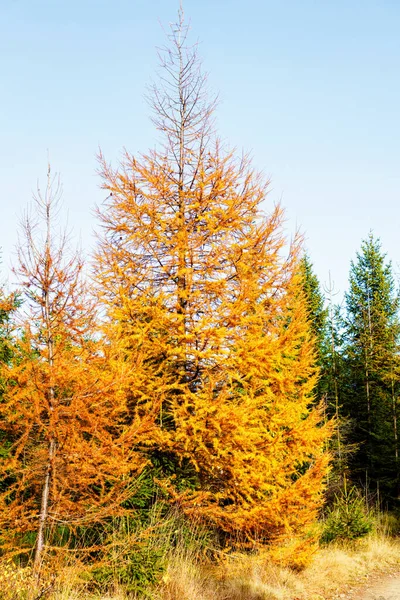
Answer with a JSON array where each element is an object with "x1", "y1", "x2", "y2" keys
[
  {"x1": 0, "y1": 173, "x2": 150, "y2": 563},
  {"x1": 96, "y1": 139, "x2": 332, "y2": 546},
  {"x1": 102, "y1": 13, "x2": 332, "y2": 555}
]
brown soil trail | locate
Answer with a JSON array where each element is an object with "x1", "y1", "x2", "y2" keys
[{"x1": 335, "y1": 572, "x2": 400, "y2": 600}]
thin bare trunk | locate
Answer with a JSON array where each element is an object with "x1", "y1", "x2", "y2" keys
[
  {"x1": 34, "y1": 439, "x2": 55, "y2": 570},
  {"x1": 34, "y1": 168, "x2": 56, "y2": 571},
  {"x1": 175, "y1": 10, "x2": 189, "y2": 379},
  {"x1": 177, "y1": 21, "x2": 187, "y2": 325}
]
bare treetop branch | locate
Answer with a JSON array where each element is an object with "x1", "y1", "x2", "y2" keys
[{"x1": 146, "y1": 10, "x2": 218, "y2": 178}]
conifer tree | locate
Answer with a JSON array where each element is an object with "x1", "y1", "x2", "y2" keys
[
  {"x1": 0, "y1": 277, "x2": 18, "y2": 488},
  {"x1": 300, "y1": 254, "x2": 329, "y2": 401},
  {"x1": 300, "y1": 257, "x2": 349, "y2": 491},
  {"x1": 96, "y1": 12, "x2": 331, "y2": 548},
  {"x1": 0, "y1": 170, "x2": 151, "y2": 568},
  {"x1": 342, "y1": 233, "x2": 400, "y2": 502},
  {"x1": 0, "y1": 284, "x2": 17, "y2": 367}
]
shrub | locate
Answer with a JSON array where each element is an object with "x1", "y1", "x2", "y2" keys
[
  {"x1": 321, "y1": 484, "x2": 374, "y2": 543},
  {"x1": 91, "y1": 543, "x2": 166, "y2": 597},
  {"x1": 90, "y1": 504, "x2": 215, "y2": 597}
]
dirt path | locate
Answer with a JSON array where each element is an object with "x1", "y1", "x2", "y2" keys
[{"x1": 334, "y1": 572, "x2": 400, "y2": 599}]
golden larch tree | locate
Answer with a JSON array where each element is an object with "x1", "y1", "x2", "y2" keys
[
  {"x1": 0, "y1": 169, "x2": 153, "y2": 568},
  {"x1": 95, "y1": 12, "x2": 331, "y2": 548}
]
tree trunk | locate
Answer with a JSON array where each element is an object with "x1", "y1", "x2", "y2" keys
[
  {"x1": 34, "y1": 172, "x2": 55, "y2": 570},
  {"x1": 34, "y1": 438, "x2": 55, "y2": 570}
]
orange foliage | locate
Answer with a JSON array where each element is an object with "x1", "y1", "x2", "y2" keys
[
  {"x1": 95, "y1": 13, "x2": 332, "y2": 546},
  {"x1": 0, "y1": 170, "x2": 151, "y2": 565}
]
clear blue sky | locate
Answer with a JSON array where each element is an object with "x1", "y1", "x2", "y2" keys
[{"x1": 1, "y1": 0, "x2": 400, "y2": 299}]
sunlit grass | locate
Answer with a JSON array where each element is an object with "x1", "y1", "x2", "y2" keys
[{"x1": 2, "y1": 523, "x2": 399, "y2": 599}]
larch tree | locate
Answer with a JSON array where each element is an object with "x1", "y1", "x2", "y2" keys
[
  {"x1": 0, "y1": 169, "x2": 152, "y2": 569},
  {"x1": 95, "y1": 12, "x2": 331, "y2": 550},
  {"x1": 342, "y1": 233, "x2": 400, "y2": 502}
]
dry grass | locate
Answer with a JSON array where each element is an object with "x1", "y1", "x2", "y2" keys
[
  {"x1": 1, "y1": 532, "x2": 399, "y2": 600},
  {"x1": 300, "y1": 535, "x2": 400, "y2": 598},
  {"x1": 154, "y1": 534, "x2": 400, "y2": 600}
]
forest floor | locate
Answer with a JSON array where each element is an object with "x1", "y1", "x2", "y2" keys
[
  {"x1": 141, "y1": 535, "x2": 400, "y2": 600},
  {"x1": 3, "y1": 534, "x2": 400, "y2": 600},
  {"x1": 331, "y1": 570, "x2": 400, "y2": 600}
]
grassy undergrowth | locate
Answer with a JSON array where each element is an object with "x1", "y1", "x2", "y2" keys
[
  {"x1": 2, "y1": 513, "x2": 400, "y2": 600},
  {"x1": 152, "y1": 534, "x2": 400, "y2": 600}
]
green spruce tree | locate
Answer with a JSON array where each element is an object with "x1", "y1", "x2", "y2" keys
[
  {"x1": 342, "y1": 233, "x2": 400, "y2": 503},
  {"x1": 300, "y1": 256, "x2": 348, "y2": 489},
  {"x1": 0, "y1": 268, "x2": 19, "y2": 492},
  {"x1": 300, "y1": 254, "x2": 329, "y2": 402}
]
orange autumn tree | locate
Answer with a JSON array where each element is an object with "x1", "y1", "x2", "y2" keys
[
  {"x1": 0, "y1": 169, "x2": 152, "y2": 569},
  {"x1": 95, "y1": 12, "x2": 331, "y2": 547}
]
